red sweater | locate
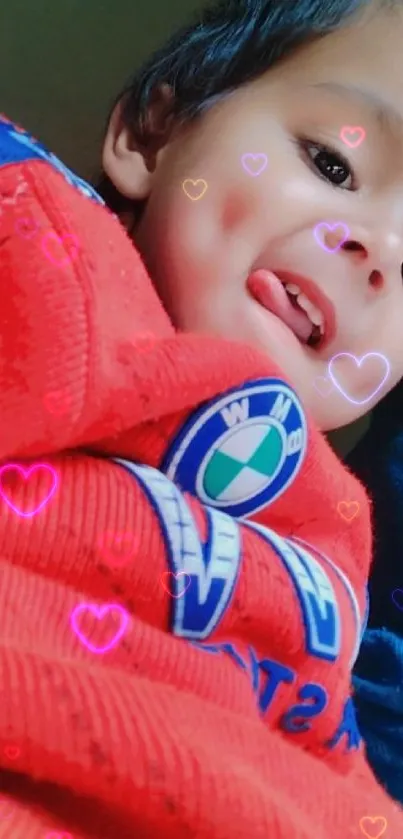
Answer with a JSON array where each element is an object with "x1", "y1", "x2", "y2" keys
[{"x1": 0, "y1": 113, "x2": 401, "y2": 839}]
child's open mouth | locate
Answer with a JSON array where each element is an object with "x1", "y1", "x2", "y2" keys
[{"x1": 247, "y1": 269, "x2": 335, "y2": 351}]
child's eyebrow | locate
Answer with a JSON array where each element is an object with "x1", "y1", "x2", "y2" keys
[{"x1": 308, "y1": 81, "x2": 403, "y2": 140}]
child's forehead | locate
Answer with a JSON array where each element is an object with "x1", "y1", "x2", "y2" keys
[
  {"x1": 285, "y1": 5, "x2": 403, "y2": 77},
  {"x1": 256, "y1": 6, "x2": 403, "y2": 128}
]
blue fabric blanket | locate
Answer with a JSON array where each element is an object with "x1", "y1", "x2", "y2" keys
[{"x1": 348, "y1": 381, "x2": 403, "y2": 804}]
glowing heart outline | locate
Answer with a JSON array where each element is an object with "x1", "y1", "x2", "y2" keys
[
  {"x1": 182, "y1": 179, "x2": 208, "y2": 201},
  {"x1": 70, "y1": 603, "x2": 129, "y2": 654},
  {"x1": 313, "y1": 221, "x2": 350, "y2": 253},
  {"x1": 337, "y1": 500, "x2": 360, "y2": 522},
  {"x1": 328, "y1": 352, "x2": 390, "y2": 406},
  {"x1": 391, "y1": 588, "x2": 403, "y2": 612},
  {"x1": 359, "y1": 816, "x2": 387, "y2": 839},
  {"x1": 0, "y1": 463, "x2": 58, "y2": 518},
  {"x1": 41, "y1": 230, "x2": 80, "y2": 267},
  {"x1": 241, "y1": 153, "x2": 268, "y2": 177},
  {"x1": 14, "y1": 215, "x2": 40, "y2": 239},
  {"x1": 340, "y1": 125, "x2": 366, "y2": 149},
  {"x1": 134, "y1": 331, "x2": 158, "y2": 353},
  {"x1": 160, "y1": 571, "x2": 192, "y2": 599},
  {"x1": 98, "y1": 529, "x2": 137, "y2": 568},
  {"x1": 3, "y1": 744, "x2": 20, "y2": 760}
]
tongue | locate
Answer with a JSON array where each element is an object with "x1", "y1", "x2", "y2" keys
[{"x1": 247, "y1": 269, "x2": 313, "y2": 342}]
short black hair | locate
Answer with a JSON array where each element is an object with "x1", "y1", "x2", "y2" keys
[{"x1": 96, "y1": 0, "x2": 394, "y2": 212}]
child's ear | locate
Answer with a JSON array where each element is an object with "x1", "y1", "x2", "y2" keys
[{"x1": 102, "y1": 85, "x2": 175, "y2": 201}]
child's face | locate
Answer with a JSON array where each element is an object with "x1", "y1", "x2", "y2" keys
[{"x1": 104, "y1": 3, "x2": 403, "y2": 430}]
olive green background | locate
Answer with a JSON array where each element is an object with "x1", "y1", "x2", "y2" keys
[
  {"x1": 0, "y1": 0, "x2": 199, "y2": 177},
  {"x1": 0, "y1": 0, "x2": 369, "y2": 455}
]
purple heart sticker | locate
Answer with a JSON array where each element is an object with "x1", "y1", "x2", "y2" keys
[
  {"x1": 241, "y1": 153, "x2": 268, "y2": 177},
  {"x1": 314, "y1": 221, "x2": 350, "y2": 253}
]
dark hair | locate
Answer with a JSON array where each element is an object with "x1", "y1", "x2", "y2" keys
[{"x1": 96, "y1": 0, "x2": 391, "y2": 212}]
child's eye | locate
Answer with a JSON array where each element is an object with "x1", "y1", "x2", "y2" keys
[{"x1": 298, "y1": 139, "x2": 358, "y2": 191}]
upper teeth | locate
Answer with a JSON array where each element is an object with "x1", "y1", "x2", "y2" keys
[{"x1": 285, "y1": 283, "x2": 325, "y2": 332}]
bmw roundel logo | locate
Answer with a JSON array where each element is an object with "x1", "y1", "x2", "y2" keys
[{"x1": 160, "y1": 378, "x2": 307, "y2": 518}]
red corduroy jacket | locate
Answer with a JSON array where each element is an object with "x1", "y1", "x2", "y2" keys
[{"x1": 0, "y1": 114, "x2": 401, "y2": 839}]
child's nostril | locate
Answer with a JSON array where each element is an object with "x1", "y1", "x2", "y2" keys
[
  {"x1": 343, "y1": 240, "x2": 364, "y2": 252},
  {"x1": 369, "y1": 269, "x2": 384, "y2": 289}
]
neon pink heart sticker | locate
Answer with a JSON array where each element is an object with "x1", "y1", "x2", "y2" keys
[
  {"x1": 14, "y1": 215, "x2": 39, "y2": 238},
  {"x1": 0, "y1": 463, "x2": 58, "y2": 517},
  {"x1": 3, "y1": 744, "x2": 20, "y2": 760},
  {"x1": 71, "y1": 603, "x2": 129, "y2": 654},
  {"x1": 340, "y1": 125, "x2": 366, "y2": 149},
  {"x1": 41, "y1": 230, "x2": 80, "y2": 267}
]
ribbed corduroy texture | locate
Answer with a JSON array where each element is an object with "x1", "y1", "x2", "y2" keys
[
  {"x1": 0, "y1": 114, "x2": 402, "y2": 837},
  {"x1": 0, "y1": 455, "x2": 402, "y2": 838}
]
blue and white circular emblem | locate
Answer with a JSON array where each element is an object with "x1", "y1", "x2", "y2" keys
[{"x1": 160, "y1": 378, "x2": 307, "y2": 517}]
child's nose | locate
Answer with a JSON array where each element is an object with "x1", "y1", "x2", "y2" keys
[
  {"x1": 340, "y1": 225, "x2": 403, "y2": 290},
  {"x1": 341, "y1": 240, "x2": 385, "y2": 289},
  {"x1": 348, "y1": 223, "x2": 402, "y2": 260},
  {"x1": 342, "y1": 239, "x2": 367, "y2": 257}
]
